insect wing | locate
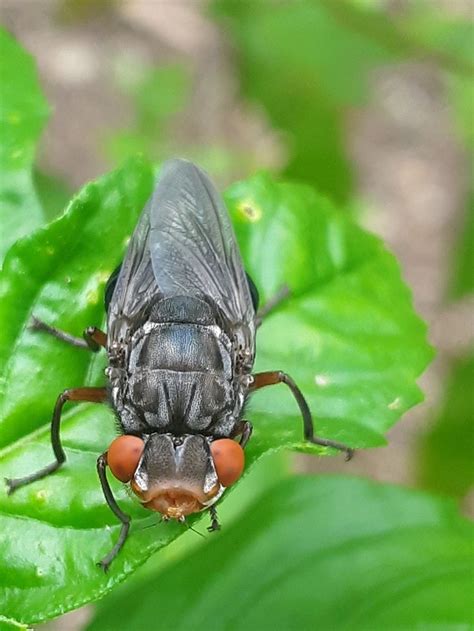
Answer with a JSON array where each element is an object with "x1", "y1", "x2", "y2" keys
[
  {"x1": 107, "y1": 199, "x2": 159, "y2": 342},
  {"x1": 107, "y1": 159, "x2": 255, "y2": 358},
  {"x1": 149, "y1": 159, "x2": 255, "y2": 331}
]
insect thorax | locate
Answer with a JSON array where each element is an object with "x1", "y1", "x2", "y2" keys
[{"x1": 107, "y1": 295, "x2": 249, "y2": 437}]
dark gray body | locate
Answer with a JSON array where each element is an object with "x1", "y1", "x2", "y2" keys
[
  {"x1": 107, "y1": 294, "x2": 249, "y2": 438},
  {"x1": 104, "y1": 159, "x2": 256, "y2": 498}
]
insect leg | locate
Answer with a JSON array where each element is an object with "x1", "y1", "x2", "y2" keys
[
  {"x1": 207, "y1": 504, "x2": 221, "y2": 533},
  {"x1": 83, "y1": 326, "x2": 107, "y2": 351},
  {"x1": 231, "y1": 420, "x2": 253, "y2": 448},
  {"x1": 5, "y1": 387, "x2": 107, "y2": 494},
  {"x1": 96, "y1": 453, "x2": 131, "y2": 572},
  {"x1": 30, "y1": 316, "x2": 88, "y2": 348},
  {"x1": 251, "y1": 371, "x2": 354, "y2": 460},
  {"x1": 29, "y1": 316, "x2": 106, "y2": 352},
  {"x1": 256, "y1": 285, "x2": 290, "y2": 327}
]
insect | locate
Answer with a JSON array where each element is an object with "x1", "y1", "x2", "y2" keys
[{"x1": 6, "y1": 159, "x2": 353, "y2": 570}]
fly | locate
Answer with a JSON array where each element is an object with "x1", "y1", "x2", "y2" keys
[{"x1": 6, "y1": 159, "x2": 353, "y2": 571}]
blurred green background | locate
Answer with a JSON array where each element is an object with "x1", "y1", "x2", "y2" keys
[{"x1": 0, "y1": 0, "x2": 472, "y2": 629}]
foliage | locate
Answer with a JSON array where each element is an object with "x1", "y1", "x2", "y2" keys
[
  {"x1": 3, "y1": 13, "x2": 472, "y2": 629},
  {"x1": 103, "y1": 60, "x2": 257, "y2": 183},
  {"x1": 418, "y1": 352, "x2": 474, "y2": 499},
  {"x1": 0, "y1": 29, "x2": 49, "y2": 262},
  {"x1": 212, "y1": 0, "x2": 393, "y2": 201},
  {"x1": 33, "y1": 169, "x2": 71, "y2": 222},
  {"x1": 395, "y1": 4, "x2": 474, "y2": 76},
  {"x1": 88, "y1": 476, "x2": 474, "y2": 631},
  {"x1": 0, "y1": 154, "x2": 432, "y2": 624},
  {"x1": 212, "y1": 0, "x2": 474, "y2": 203},
  {"x1": 104, "y1": 63, "x2": 190, "y2": 165},
  {"x1": 225, "y1": 175, "x2": 433, "y2": 451},
  {"x1": 450, "y1": 192, "x2": 474, "y2": 300}
]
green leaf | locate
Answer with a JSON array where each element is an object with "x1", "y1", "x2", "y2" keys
[
  {"x1": 212, "y1": 1, "x2": 401, "y2": 201},
  {"x1": 226, "y1": 174, "x2": 433, "y2": 457},
  {"x1": 396, "y1": 8, "x2": 474, "y2": 75},
  {"x1": 418, "y1": 352, "x2": 474, "y2": 499},
  {"x1": 450, "y1": 75, "x2": 474, "y2": 151},
  {"x1": 412, "y1": 15, "x2": 474, "y2": 302},
  {"x1": 104, "y1": 64, "x2": 190, "y2": 165},
  {"x1": 33, "y1": 169, "x2": 71, "y2": 222},
  {"x1": 0, "y1": 167, "x2": 431, "y2": 624},
  {"x1": 87, "y1": 475, "x2": 474, "y2": 631},
  {"x1": 212, "y1": 1, "x2": 474, "y2": 201},
  {"x1": 449, "y1": 190, "x2": 474, "y2": 300},
  {"x1": 396, "y1": 9, "x2": 474, "y2": 156},
  {"x1": 0, "y1": 157, "x2": 153, "y2": 448},
  {"x1": 0, "y1": 29, "x2": 50, "y2": 261},
  {"x1": 0, "y1": 616, "x2": 28, "y2": 631}
]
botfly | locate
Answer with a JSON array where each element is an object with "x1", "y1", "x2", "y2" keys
[{"x1": 6, "y1": 159, "x2": 353, "y2": 570}]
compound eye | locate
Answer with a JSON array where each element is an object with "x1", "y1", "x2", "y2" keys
[
  {"x1": 107, "y1": 435, "x2": 145, "y2": 482},
  {"x1": 210, "y1": 439, "x2": 245, "y2": 488}
]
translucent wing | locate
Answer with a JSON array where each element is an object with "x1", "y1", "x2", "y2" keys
[
  {"x1": 107, "y1": 199, "x2": 158, "y2": 343},
  {"x1": 107, "y1": 159, "x2": 255, "y2": 351},
  {"x1": 149, "y1": 159, "x2": 255, "y2": 327}
]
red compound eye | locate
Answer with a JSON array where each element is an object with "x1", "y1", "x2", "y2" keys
[
  {"x1": 210, "y1": 439, "x2": 245, "y2": 487},
  {"x1": 107, "y1": 435, "x2": 145, "y2": 482}
]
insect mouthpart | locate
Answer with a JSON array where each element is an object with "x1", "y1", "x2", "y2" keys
[
  {"x1": 129, "y1": 434, "x2": 224, "y2": 520},
  {"x1": 133, "y1": 484, "x2": 219, "y2": 520},
  {"x1": 147, "y1": 490, "x2": 201, "y2": 519}
]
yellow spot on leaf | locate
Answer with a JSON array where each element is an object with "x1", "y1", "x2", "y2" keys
[
  {"x1": 237, "y1": 200, "x2": 262, "y2": 223},
  {"x1": 35, "y1": 489, "x2": 49, "y2": 503},
  {"x1": 388, "y1": 397, "x2": 401, "y2": 410}
]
